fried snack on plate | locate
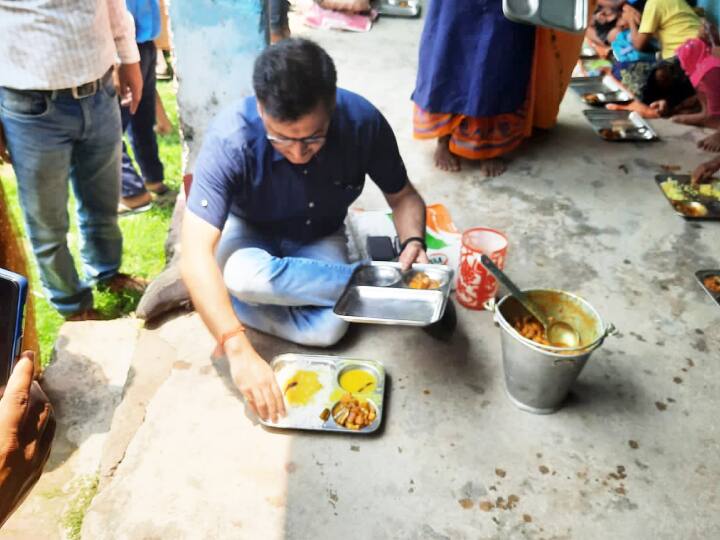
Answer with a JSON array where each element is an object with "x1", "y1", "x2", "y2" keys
[
  {"x1": 407, "y1": 271, "x2": 441, "y2": 290},
  {"x1": 332, "y1": 393, "x2": 377, "y2": 430},
  {"x1": 704, "y1": 275, "x2": 720, "y2": 293}
]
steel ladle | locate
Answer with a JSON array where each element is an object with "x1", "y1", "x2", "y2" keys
[{"x1": 480, "y1": 255, "x2": 581, "y2": 348}]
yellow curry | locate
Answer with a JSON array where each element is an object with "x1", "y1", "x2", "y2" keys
[
  {"x1": 284, "y1": 370, "x2": 323, "y2": 406},
  {"x1": 339, "y1": 368, "x2": 376, "y2": 394}
]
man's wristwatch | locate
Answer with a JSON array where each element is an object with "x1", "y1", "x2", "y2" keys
[{"x1": 400, "y1": 236, "x2": 427, "y2": 252}]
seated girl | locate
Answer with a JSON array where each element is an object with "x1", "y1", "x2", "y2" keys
[{"x1": 675, "y1": 22, "x2": 720, "y2": 152}]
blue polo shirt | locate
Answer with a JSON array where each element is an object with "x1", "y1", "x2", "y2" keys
[
  {"x1": 125, "y1": 0, "x2": 161, "y2": 43},
  {"x1": 187, "y1": 88, "x2": 409, "y2": 243}
]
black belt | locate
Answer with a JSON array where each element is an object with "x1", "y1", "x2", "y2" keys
[{"x1": 48, "y1": 68, "x2": 114, "y2": 99}]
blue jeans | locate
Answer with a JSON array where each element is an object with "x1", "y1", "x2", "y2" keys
[
  {"x1": 216, "y1": 215, "x2": 358, "y2": 347},
  {"x1": 121, "y1": 41, "x2": 164, "y2": 198},
  {"x1": 0, "y1": 76, "x2": 123, "y2": 315}
]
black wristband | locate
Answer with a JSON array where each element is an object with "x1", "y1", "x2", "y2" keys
[{"x1": 400, "y1": 236, "x2": 427, "y2": 252}]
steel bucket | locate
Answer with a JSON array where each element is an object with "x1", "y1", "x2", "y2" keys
[{"x1": 487, "y1": 289, "x2": 616, "y2": 414}]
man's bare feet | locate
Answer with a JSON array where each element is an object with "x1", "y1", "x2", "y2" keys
[
  {"x1": 699, "y1": 130, "x2": 720, "y2": 152},
  {"x1": 434, "y1": 135, "x2": 461, "y2": 172},
  {"x1": 479, "y1": 158, "x2": 506, "y2": 177}
]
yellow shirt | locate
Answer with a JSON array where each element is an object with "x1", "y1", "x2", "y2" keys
[{"x1": 639, "y1": 0, "x2": 701, "y2": 59}]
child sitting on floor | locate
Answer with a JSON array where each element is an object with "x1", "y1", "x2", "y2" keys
[{"x1": 673, "y1": 22, "x2": 720, "y2": 129}]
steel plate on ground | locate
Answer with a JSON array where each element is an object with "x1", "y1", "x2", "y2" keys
[
  {"x1": 583, "y1": 110, "x2": 659, "y2": 142},
  {"x1": 655, "y1": 174, "x2": 720, "y2": 220},
  {"x1": 695, "y1": 271, "x2": 720, "y2": 306},
  {"x1": 376, "y1": 0, "x2": 420, "y2": 17},
  {"x1": 259, "y1": 354, "x2": 386, "y2": 434},
  {"x1": 571, "y1": 75, "x2": 622, "y2": 96},
  {"x1": 334, "y1": 262, "x2": 453, "y2": 326},
  {"x1": 503, "y1": 0, "x2": 587, "y2": 33}
]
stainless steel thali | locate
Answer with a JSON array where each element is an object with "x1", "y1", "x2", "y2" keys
[
  {"x1": 376, "y1": 0, "x2": 421, "y2": 17},
  {"x1": 259, "y1": 354, "x2": 386, "y2": 434},
  {"x1": 333, "y1": 262, "x2": 453, "y2": 326},
  {"x1": 572, "y1": 75, "x2": 634, "y2": 105},
  {"x1": 655, "y1": 174, "x2": 720, "y2": 220},
  {"x1": 503, "y1": 0, "x2": 588, "y2": 33},
  {"x1": 583, "y1": 110, "x2": 659, "y2": 142},
  {"x1": 695, "y1": 271, "x2": 720, "y2": 307}
]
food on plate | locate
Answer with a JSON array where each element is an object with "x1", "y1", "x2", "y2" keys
[
  {"x1": 283, "y1": 370, "x2": 323, "y2": 406},
  {"x1": 407, "y1": 271, "x2": 441, "y2": 289},
  {"x1": 704, "y1": 275, "x2": 720, "y2": 293},
  {"x1": 319, "y1": 408, "x2": 331, "y2": 422},
  {"x1": 513, "y1": 315, "x2": 551, "y2": 346},
  {"x1": 339, "y1": 368, "x2": 377, "y2": 393},
  {"x1": 598, "y1": 127, "x2": 622, "y2": 140},
  {"x1": 672, "y1": 201, "x2": 708, "y2": 217},
  {"x1": 332, "y1": 393, "x2": 376, "y2": 430},
  {"x1": 661, "y1": 178, "x2": 720, "y2": 202},
  {"x1": 583, "y1": 93, "x2": 601, "y2": 105}
]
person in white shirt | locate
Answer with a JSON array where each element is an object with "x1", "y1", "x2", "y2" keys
[{"x1": 0, "y1": 0, "x2": 148, "y2": 320}]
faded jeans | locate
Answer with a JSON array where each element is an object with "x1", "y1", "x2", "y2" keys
[
  {"x1": 216, "y1": 215, "x2": 359, "y2": 347},
  {"x1": 0, "y1": 76, "x2": 123, "y2": 315}
]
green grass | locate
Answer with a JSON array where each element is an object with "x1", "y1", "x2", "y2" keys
[
  {"x1": 1, "y1": 81, "x2": 182, "y2": 366},
  {"x1": 61, "y1": 474, "x2": 99, "y2": 540}
]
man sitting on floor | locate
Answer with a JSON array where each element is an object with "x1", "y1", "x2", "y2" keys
[{"x1": 181, "y1": 38, "x2": 429, "y2": 423}]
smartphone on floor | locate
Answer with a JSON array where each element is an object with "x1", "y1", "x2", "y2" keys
[{"x1": 0, "y1": 268, "x2": 28, "y2": 387}]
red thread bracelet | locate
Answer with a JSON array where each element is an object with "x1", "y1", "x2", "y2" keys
[{"x1": 219, "y1": 325, "x2": 246, "y2": 351}]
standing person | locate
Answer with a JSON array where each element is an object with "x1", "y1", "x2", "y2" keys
[
  {"x1": 412, "y1": 0, "x2": 587, "y2": 176},
  {"x1": 269, "y1": 0, "x2": 291, "y2": 43},
  {"x1": 412, "y1": 0, "x2": 536, "y2": 176},
  {"x1": 0, "y1": 0, "x2": 148, "y2": 320},
  {"x1": 181, "y1": 39, "x2": 429, "y2": 422},
  {"x1": 119, "y1": 0, "x2": 169, "y2": 213}
]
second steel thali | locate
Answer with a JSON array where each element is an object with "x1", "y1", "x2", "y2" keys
[{"x1": 333, "y1": 262, "x2": 454, "y2": 326}]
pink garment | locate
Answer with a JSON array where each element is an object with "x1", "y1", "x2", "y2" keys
[
  {"x1": 303, "y1": 3, "x2": 378, "y2": 32},
  {"x1": 698, "y1": 67, "x2": 720, "y2": 116},
  {"x1": 677, "y1": 38, "x2": 720, "y2": 86}
]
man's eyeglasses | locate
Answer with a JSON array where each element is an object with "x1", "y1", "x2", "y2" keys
[{"x1": 266, "y1": 134, "x2": 327, "y2": 148}]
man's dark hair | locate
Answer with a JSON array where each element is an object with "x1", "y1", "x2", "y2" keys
[{"x1": 253, "y1": 38, "x2": 337, "y2": 122}]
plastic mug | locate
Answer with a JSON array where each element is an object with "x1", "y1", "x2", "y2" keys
[{"x1": 456, "y1": 227, "x2": 508, "y2": 310}]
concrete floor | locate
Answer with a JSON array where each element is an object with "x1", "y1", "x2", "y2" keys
[{"x1": 6, "y1": 6, "x2": 720, "y2": 540}]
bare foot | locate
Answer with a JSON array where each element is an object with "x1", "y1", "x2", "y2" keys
[
  {"x1": 434, "y1": 135, "x2": 461, "y2": 172},
  {"x1": 672, "y1": 112, "x2": 713, "y2": 127},
  {"x1": 479, "y1": 158, "x2": 506, "y2": 177},
  {"x1": 699, "y1": 130, "x2": 720, "y2": 152}
]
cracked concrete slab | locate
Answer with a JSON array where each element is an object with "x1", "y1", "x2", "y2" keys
[
  {"x1": 97, "y1": 330, "x2": 177, "y2": 489},
  {"x1": 1, "y1": 319, "x2": 138, "y2": 539},
  {"x1": 82, "y1": 315, "x2": 291, "y2": 540}
]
